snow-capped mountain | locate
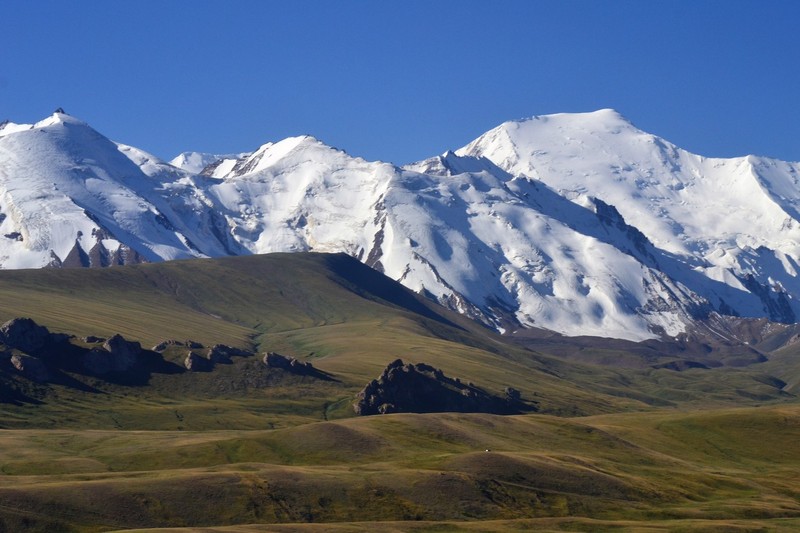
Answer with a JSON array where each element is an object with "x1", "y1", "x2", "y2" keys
[
  {"x1": 0, "y1": 112, "x2": 237, "y2": 267},
  {"x1": 450, "y1": 110, "x2": 800, "y2": 330},
  {"x1": 0, "y1": 109, "x2": 798, "y2": 342},
  {"x1": 169, "y1": 151, "x2": 250, "y2": 176}
]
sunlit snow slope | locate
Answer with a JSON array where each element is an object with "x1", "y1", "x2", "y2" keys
[
  {"x1": 451, "y1": 110, "x2": 800, "y2": 335},
  {"x1": 1, "y1": 109, "x2": 798, "y2": 341},
  {"x1": 0, "y1": 112, "x2": 234, "y2": 267}
]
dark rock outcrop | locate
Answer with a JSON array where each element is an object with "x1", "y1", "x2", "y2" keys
[
  {"x1": 0, "y1": 322, "x2": 183, "y2": 388},
  {"x1": 10, "y1": 354, "x2": 50, "y2": 382},
  {"x1": 207, "y1": 344, "x2": 251, "y2": 364},
  {"x1": 263, "y1": 352, "x2": 314, "y2": 374},
  {"x1": 152, "y1": 339, "x2": 183, "y2": 352},
  {"x1": 62, "y1": 239, "x2": 91, "y2": 268},
  {"x1": 183, "y1": 345, "x2": 252, "y2": 372},
  {"x1": 504, "y1": 386, "x2": 521, "y2": 400},
  {"x1": 103, "y1": 334, "x2": 142, "y2": 369},
  {"x1": 80, "y1": 348, "x2": 115, "y2": 375},
  {"x1": 184, "y1": 351, "x2": 213, "y2": 372},
  {"x1": 50, "y1": 219, "x2": 148, "y2": 269},
  {"x1": 0, "y1": 318, "x2": 52, "y2": 354},
  {"x1": 80, "y1": 334, "x2": 142, "y2": 375},
  {"x1": 354, "y1": 359, "x2": 530, "y2": 416}
]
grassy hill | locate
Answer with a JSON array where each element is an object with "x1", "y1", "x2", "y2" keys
[
  {"x1": 0, "y1": 252, "x2": 655, "y2": 429},
  {"x1": 2, "y1": 406, "x2": 800, "y2": 532},
  {"x1": 0, "y1": 252, "x2": 798, "y2": 531}
]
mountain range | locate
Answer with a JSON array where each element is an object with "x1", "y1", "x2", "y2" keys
[{"x1": 1, "y1": 109, "x2": 798, "y2": 343}]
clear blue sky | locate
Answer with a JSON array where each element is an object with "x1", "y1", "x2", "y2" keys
[{"x1": 2, "y1": 1, "x2": 798, "y2": 164}]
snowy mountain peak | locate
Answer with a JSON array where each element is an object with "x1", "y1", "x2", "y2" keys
[
  {"x1": 0, "y1": 109, "x2": 84, "y2": 137},
  {"x1": 458, "y1": 109, "x2": 645, "y2": 173},
  {"x1": 34, "y1": 110, "x2": 88, "y2": 129},
  {"x1": 170, "y1": 152, "x2": 223, "y2": 174},
  {"x1": 2, "y1": 110, "x2": 800, "y2": 342},
  {"x1": 0, "y1": 112, "x2": 240, "y2": 268},
  {"x1": 0, "y1": 120, "x2": 31, "y2": 138},
  {"x1": 220, "y1": 135, "x2": 363, "y2": 180},
  {"x1": 168, "y1": 137, "x2": 338, "y2": 179},
  {"x1": 169, "y1": 151, "x2": 250, "y2": 175},
  {"x1": 495, "y1": 108, "x2": 635, "y2": 138}
]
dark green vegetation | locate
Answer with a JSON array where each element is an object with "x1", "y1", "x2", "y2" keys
[{"x1": 1, "y1": 253, "x2": 799, "y2": 532}]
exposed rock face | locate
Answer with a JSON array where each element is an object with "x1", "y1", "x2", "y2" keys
[
  {"x1": 184, "y1": 351, "x2": 213, "y2": 372},
  {"x1": 353, "y1": 359, "x2": 526, "y2": 416},
  {"x1": 504, "y1": 386, "x2": 521, "y2": 400},
  {"x1": 182, "y1": 345, "x2": 252, "y2": 371},
  {"x1": 0, "y1": 323, "x2": 189, "y2": 388},
  {"x1": 207, "y1": 344, "x2": 251, "y2": 364},
  {"x1": 0, "y1": 318, "x2": 52, "y2": 353},
  {"x1": 80, "y1": 348, "x2": 114, "y2": 375},
  {"x1": 57, "y1": 235, "x2": 147, "y2": 269},
  {"x1": 152, "y1": 339, "x2": 205, "y2": 352},
  {"x1": 152, "y1": 340, "x2": 183, "y2": 352},
  {"x1": 103, "y1": 334, "x2": 142, "y2": 369},
  {"x1": 10, "y1": 353, "x2": 50, "y2": 382},
  {"x1": 263, "y1": 352, "x2": 314, "y2": 374},
  {"x1": 81, "y1": 334, "x2": 142, "y2": 375},
  {"x1": 207, "y1": 346, "x2": 228, "y2": 362}
]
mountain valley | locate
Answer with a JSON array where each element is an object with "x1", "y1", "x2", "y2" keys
[{"x1": 2, "y1": 110, "x2": 800, "y2": 531}]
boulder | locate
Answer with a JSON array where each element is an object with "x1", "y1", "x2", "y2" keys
[{"x1": 0, "y1": 318, "x2": 51, "y2": 353}]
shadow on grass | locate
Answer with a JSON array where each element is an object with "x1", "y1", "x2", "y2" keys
[
  {"x1": 299, "y1": 365, "x2": 339, "y2": 383},
  {"x1": 0, "y1": 381, "x2": 43, "y2": 405},
  {"x1": 82, "y1": 350, "x2": 186, "y2": 387},
  {"x1": 324, "y1": 253, "x2": 466, "y2": 332}
]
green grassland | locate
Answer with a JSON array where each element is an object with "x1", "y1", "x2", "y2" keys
[
  {"x1": 2, "y1": 406, "x2": 800, "y2": 531},
  {"x1": 0, "y1": 253, "x2": 799, "y2": 531}
]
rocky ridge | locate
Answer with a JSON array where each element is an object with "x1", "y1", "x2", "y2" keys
[{"x1": 353, "y1": 359, "x2": 532, "y2": 416}]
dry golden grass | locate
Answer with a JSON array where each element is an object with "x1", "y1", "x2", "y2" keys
[{"x1": 2, "y1": 405, "x2": 800, "y2": 531}]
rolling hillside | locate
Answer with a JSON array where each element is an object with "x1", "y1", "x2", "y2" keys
[
  {"x1": 0, "y1": 252, "x2": 799, "y2": 531},
  {"x1": 0, "y1": 252, "x2": 796, "y2": 426}
]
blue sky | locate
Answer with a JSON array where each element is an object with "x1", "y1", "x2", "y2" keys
[{"x1": 2, "y1": 1, "x2": 798, "y2": 164}]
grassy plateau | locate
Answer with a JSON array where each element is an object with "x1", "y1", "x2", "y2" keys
[{"x1": 0, "y1": 252, "x2": 798, "y2": 532}]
